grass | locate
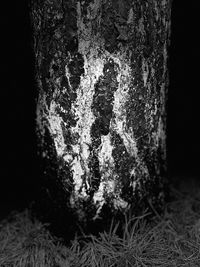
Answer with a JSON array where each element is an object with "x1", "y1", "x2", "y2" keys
[{"x1": 1, "y1": 179, "x2": 200, "y2": 267}]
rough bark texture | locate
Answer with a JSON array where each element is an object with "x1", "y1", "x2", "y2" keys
[{"x1": 31, "y1": 0, "x2": 171, "y2": 227}]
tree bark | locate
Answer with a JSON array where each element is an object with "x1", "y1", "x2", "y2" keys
[{"x1": 31, "y1": 0, "x2": 171, "y2": 225}]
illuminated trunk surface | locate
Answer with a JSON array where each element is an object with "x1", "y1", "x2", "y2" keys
[{"x1": 31, "y1": 0, "x2": 171, "y2": 223}]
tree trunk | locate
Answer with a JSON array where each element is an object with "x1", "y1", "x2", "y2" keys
[{"x1": 31, "y1": 0, "x2": 171, "y2": 227}]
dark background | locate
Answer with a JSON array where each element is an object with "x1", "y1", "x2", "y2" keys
[{"x1": 0, "y1": 1, "x2": 199, "y2": 217}]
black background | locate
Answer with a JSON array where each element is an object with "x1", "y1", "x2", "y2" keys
[
  {"x1": 168, "y1": 1, "x2": 199, "y2": 178},
  {"x1": 1, "y1": 1, "x2": 199, "y2": 216}
]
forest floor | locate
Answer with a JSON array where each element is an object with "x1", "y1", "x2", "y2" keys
[{"x1": 0, "y1": 176, "x2": 200, "y2": 267}]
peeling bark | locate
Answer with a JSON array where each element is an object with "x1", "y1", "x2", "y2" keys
[{"x1": 31, "y1": 0, "x2": 171, "y2": 225}]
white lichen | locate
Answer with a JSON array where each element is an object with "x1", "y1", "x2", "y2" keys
[
  {"x1": 142, "y1": 59, "x2": 149, "y2": 87},
  {"x1": 127, "y1": 8, "x2": 134, "y2": 24},
  {"x1": 47, "y1": 100, "x2": 67, "y2": 157}
]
